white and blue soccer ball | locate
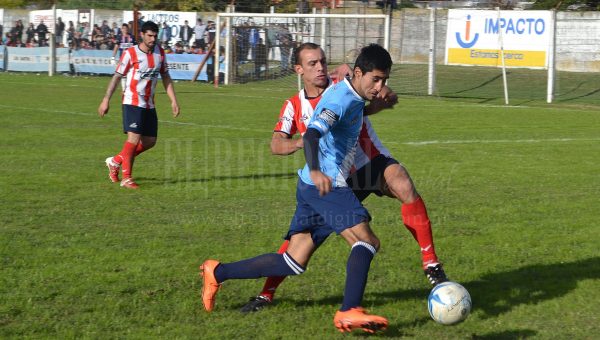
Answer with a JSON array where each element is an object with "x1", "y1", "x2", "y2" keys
[{"x1": 428, "y1": 281, "x2": 472, "y2": 325}]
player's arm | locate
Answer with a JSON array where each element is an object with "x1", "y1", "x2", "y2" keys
[
  {"x1": 270, "y1": 131, "x2": 303, "y2": 155},
  {"x1": 328, "y1": 63, "x2": 352, "y2": 82},
  {"x1": 303, "y1": 128, "x2": 331, "y2": 196},
  {"x1": 364, "y1": 85, "x2": 398, "y2": 116},
  {"x1": 161, "y1": 71, "x2": 180, "y2": 118},
  {"x1": 98, "y1": 73, "x2": 122, "y2": 117},
  {"x1": 111, "y1": 43, "x2": 118, "y2": 61}
]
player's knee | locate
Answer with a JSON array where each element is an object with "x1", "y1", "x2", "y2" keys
[{"x1": 369, "y1": 237, "x2": 381, "y2": 251}]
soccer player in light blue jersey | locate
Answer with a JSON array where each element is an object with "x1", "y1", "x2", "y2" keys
[{"x1": 200, "y1": 44, "x2": 392, "y2": 334}]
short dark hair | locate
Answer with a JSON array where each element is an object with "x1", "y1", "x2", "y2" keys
[
  {"x1": 141, "y1": 21, "x2": 159, "y2": 33},
  {"x1": 293, "y1": 42, "x2": 321, "y2": 66},
  {"x1": 354, "y1": 44, "x2": 392, "y2": 74}
]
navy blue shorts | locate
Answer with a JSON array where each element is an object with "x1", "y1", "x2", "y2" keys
[
  {"x1": 286, "y1": 179, "x2": 371, "y2": 247},
  {"x1": 122, "y1": 104, "x2": 158, "y2": 137},
  {"x1": 347, "y1": 154, "x2": 399, "y2": 202}
]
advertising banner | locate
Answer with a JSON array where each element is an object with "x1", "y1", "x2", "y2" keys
[
  {"x1": 446, "y1": 10, "x2": 553, "y2": 68},
  {"x1": 72, "y1": 49, "x2": 209, "y2": 80},
  {"x1": 6, "y1": 47, "x2": 70, "y2": 72},
  {"x1": 123, "y1": 11, "x2": 197, "y2": 47},
  {"x1": 72, "y1": 49, "x2": 114, "y2": 74},
  {"x1": 166, "y1": 53, "x2": 209, "y2": 81}
]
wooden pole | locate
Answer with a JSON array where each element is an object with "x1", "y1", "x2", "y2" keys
[{"x1": 191, "y1": 39, "x2": 215, "y2": 82}]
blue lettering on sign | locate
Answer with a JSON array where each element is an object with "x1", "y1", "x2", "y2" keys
[
  {"x1": 146, "y1": 13, "x2": 181, "y2": 23},
  {"x1": 485, "y1": 18, "x2": 545, "y2": 35}
]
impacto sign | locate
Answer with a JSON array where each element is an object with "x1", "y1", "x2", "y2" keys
[{"x1": 445, "y1": 10, "x2": 553, "y2": 68}]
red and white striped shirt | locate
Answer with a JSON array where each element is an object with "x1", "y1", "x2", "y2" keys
[
  {"x1": 115, "y1": 45, "x2": 168, "y2": 109},
  {"x1": 273, "y1": 83, "x2": 391, "y2": 171}
]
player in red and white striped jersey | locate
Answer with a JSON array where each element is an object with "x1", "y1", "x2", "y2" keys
[
  {"x1": 240, "y1": 43, "x2": 448, "y2": 313},
  {"x1": 98, "y1": 21, "x2": 180, "y2": 189}
]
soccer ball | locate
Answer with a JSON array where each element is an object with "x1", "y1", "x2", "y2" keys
[{"x1": 428, "y1": 281, "x2": 472, "y2": 325}]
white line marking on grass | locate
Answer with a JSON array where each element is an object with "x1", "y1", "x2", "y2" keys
[
  {"x1": 394, "y1": 138, "x2": 600, "y2": 146},
  {"x1": 2, "y1": 104, "x2": 598, "y2": 144},
  {"x1": 0, "y1": 104, "x2": 265, "y2": 132}
]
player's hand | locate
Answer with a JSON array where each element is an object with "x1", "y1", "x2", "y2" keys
[
  {"x1": 329, "y1": 64, "x2": 352, "y2": 82},
  {"x1": 365, "y1": 86, "x2": 398, "y2": 115},
  {"x1": 378, "y1": 86, "x2": 398, "y2": 107},
  {"x1": 98, "y1": 98, "x2": 109, "y2": 117},
  {"x1": 172, "y1": 101, "x2": 180, "y2": 118},
  {"x1": 295, "y1": 137, "x2": 304, "y2": 149},
  {"x1": 310, "y1": 170, "x2": 332, "y2": 196}
]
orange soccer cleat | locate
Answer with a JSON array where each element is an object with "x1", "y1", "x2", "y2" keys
[
  {"x1": 333, "y1": 307, "x2": 388, "y2": 333},
  {"x1": 199, "y1": 259, "x2": 222, "y2": 312}
]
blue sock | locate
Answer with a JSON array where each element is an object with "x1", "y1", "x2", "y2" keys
[
  {"x1": 340, "y1": 242, "x2": 376, "y2": 311},
  {"x1": 214, "y1": 252, "x2": 305, "y2": 283}
]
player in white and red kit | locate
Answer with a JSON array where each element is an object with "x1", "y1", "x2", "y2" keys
[
  {"x1": 240, "y1": 43, "x2": 449, "y2": 312},
  {"x1": 98, "y1": 21, "x2": 180, "y2": 189}
]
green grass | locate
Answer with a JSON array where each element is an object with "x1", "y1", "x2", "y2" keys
[{"x1": 1, "y1": 71, "x2": 599, "y2": 339}]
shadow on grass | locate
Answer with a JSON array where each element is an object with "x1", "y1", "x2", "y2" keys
[
  {"x1": 137, "y1": 172, "x2": 297, "y2": 184},
  {"x1": 283, "y1": 257, "x2": 599, "y2": 319},
  {"x1": 471, "y1": 329, "x2": 537, "y2": 339}
]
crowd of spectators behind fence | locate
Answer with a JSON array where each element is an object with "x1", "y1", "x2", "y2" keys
[
  {"x1": 0, "y1": 17, "x2": 220, "y2": 55},
  {"x1": 1, "y1": 16, "x2": 298, "y2": 79}
]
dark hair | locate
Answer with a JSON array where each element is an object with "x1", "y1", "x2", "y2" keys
[
  {"x1": 354, "y1": 44, "x2": 392, "y2": 74},
  {"x1": 141, "y1": 21, "x2": 159, "y2": 33},
  {"x1": 293, "y1": 42, "x2": 321, "y2": 66}
]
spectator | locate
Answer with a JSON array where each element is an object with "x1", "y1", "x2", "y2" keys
[
  {"x1": 207, "y1": 20, "x2": 216, "y2": 45},
  {"x1": 179, "y1": 20, "x2": 193, "y2": 47},
  {"x1": 25, "y1": 23, "x2": 36, "y2": 44},
  {"x1": 15, "y1": 20, "x2": 25, "y2": 42},
  {"x1": 56, "y1": 17, "x2": 65, "y2": 46},
  {"x1": 112, "y1": 22, "x2": 119, "y2": 36},
  {"x1": 100, "y1": 20, "x2": 111, "y2": 37},
  {"x1": 67, "y1": 21, "x2": 75, "y2": 47},
  {"x1": 91, "y1": 26, "x2": 104, "y2": 49},
  {"x1": 36, "y1": 20, "x2": 49, "y2": 46},
  {"x1": 174, "y1": 42, "x2": 184, "y2": 54},
  {"x1": 254, "y1": 38, "x2": 267, "y2": 79},
  {"x1": 249, "y1": 26, "x2": 259, "y2": 60},
  {"x1": 276, "y1": 25, "x2": 293, "y2": 73},
  {"x1": 4, "y1": 32, "x2": 14, "y2": 46},
  {"x1": 159, "y1": 22, "x2": 171, "y2": 47},
  {"x1": 193, "y1": 18, "x2": 207, "y2": 50},
  {"x1": 218, "y1": 46, "x2": 226, "y2": 84}
]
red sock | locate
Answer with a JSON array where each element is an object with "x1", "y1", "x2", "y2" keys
[
  {"x1": 117, "y1": 141, "x2": 137, "y2": 179},
  {"x1": 134, "y1": 142, "x2": 146, "y2": 157},
  {"x1": 259, "y1": 240, "x2": 290, "y2": 301},
  {"x1": 401, "y1": 197, "x2": 439, "y2": 268},
  {"x1": 113, "y1": 143, "x2": 146, "y2": 164}
]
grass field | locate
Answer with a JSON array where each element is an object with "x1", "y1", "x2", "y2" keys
[{"x1": 1, "y1": 70, "x2": 599, "y2": 339}]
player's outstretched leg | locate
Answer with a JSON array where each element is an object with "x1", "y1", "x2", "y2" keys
[
  {"x1": 240, "y1": 240, "x2": 290, "y2": 313},
  {"x1": 200, "y1": 251, "x2": 307, "y2": 312},
  {"x1": 383, "y1": 163, "x2": 449, "y2": 286}
]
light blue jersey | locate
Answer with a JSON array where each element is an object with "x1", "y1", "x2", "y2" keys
[{"x1": 299, "y1": 78, "x2": 365, "y2": 187}]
